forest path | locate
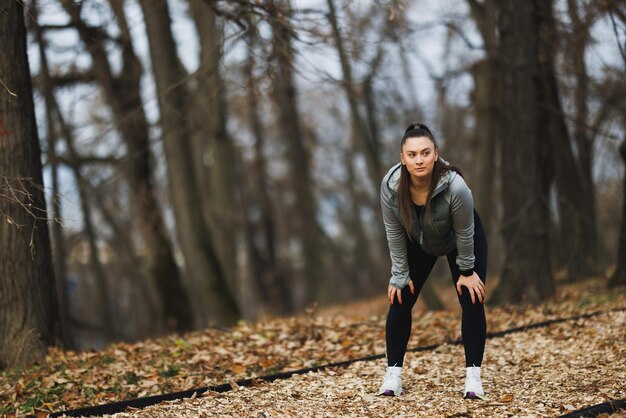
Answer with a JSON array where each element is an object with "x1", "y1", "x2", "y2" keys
[{"x1": 104, "y1": 310, "x2": 626, "y2": 417}]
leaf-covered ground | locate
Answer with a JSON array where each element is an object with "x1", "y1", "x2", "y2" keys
[
  {"x1": 111, "y1": 310, "x2": 626, "y2": 418},
  {"x1": 1, "y1": 277, "x2": 625, "y2": 417}
]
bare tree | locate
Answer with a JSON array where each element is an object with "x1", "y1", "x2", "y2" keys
[
  {"x1": 537, "y1": 0, "x2": 597, "y2": 280},
  {"x1": 267, "y1": 0, "x2": 328, "y2": 303},
  {"x1": 467, "y1": 0, "x2": 499, "y2": 231},
  {"x1": 565, "y1": 0, "x2": 599, "y2": 273},
  {"x1": 609, "y1": 136, "x2": 626, "y2": 288},
  {"x1": 241, "y1": 21, "x2": 293, "y2": 313},
  {"x1": 326, "y1": 0, "x2": 382, "y2": 188},
  {"x1": 0, "y1": 0, "x2": 62, "y2": 367},
  {"x1": 491, "y1": 0, "x2": 555, "y2": 304},
  {"x1": 32, "y1": 0, "x2": 74, "y2": 349},
  {"x1": 139, "y1": 0, "x2": 240, "y2": 325},
  {"x1": 187, "y1": 0, "x2": 242, "y2": 296},
  {"x1": 607, "y1": 1, "x2": 626, "y2": 288},
  {"x1": 58, "y1": 0, "x2": 195, "y2": 332}
]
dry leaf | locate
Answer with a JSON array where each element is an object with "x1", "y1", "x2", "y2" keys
[{"x1": 500, "y1": 393, "x2": 514, "y2": 402}]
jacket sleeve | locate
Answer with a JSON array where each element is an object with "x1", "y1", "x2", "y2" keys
[
  {"x1": 449, "y1": 175, "x2": 475, "y2": 275},
  {"x1": 380, "y1": 180, "x2": 411, "y2": 289}
]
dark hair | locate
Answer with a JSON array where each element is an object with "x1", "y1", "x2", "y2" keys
[{"x1": 398, "y1": 123, "x2": 463, "y2": 239}]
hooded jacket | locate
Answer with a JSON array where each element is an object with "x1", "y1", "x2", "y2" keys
[{"x1": 380, "y1": 161, "x2": 475, "y2": 289}]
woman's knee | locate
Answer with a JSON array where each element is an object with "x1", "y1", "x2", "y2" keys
[
  {"x1": 457, "y1": 289, "x2": 486, "y2": 312},
  {"x1": 388, "y1": 298, "x2": 414, "y2": 316}
]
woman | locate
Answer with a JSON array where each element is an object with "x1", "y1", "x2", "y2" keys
[{"x1": 378, "y1": 123, "x2": 488, "y2": 399}]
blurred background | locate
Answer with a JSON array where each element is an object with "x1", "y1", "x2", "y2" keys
[{"x1": 18, "y1": 0, "x2": 625, "y2": 349}]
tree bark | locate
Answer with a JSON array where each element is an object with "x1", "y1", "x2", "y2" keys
[
  {"x1": 267, "y1": 0, "x2": 327, "y2": 304},
  {"x1": 139, "y1": 0, "x2": 240, "y2": 326},
  {"x1": 491, "y1": 0, "x2": 555, "y2": 304},
  {"x1": 469, "y1": 59, "x2": 498, "y2": 230},
  {"x1": 51, "y1": 89, "x2": 116, "y2": 340},
  {"x1": 188, "y1": 0, "x2": 241, "y2": 297},
  {"x1": 467, "y1": 0, "x2": 499, "y2": 231},
  {"x1": 327, "y1": 0, "x2": 391, "y2": 293},
  {"x1": 242, "y1": 23, "x2": 292, "y2": 314},
  {"x1": 563, "y1": 0, "x2": 599, "y2": 276},
  {"x1": 535, "y1": 0, "x2": 596, "y2": 280},
  {"x1": 608, "y1": 137, "x2": 626, "y2": 288},
  {"x1": 32, "y1": 0, "x2": 74, "y2": 349},
  {"x1": 326, "y1": 0, "x2": 382, "y2": 187},
  {"x1": 60, "y1": 0, "x2": 194, "y2": 333},
  {"x1": 0, "y1": 0, "x2": 62, "y2": 368}
]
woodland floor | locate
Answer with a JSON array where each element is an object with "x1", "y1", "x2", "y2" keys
[{"x1": 1, "y1": 276, "x2": 626, "y2": 417}]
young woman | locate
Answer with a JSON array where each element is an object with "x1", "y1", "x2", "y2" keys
[{"x1": 378, "y1": 123, "x2": 488, "y2": 399}]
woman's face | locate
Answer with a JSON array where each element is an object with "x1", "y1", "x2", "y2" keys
[{"x1": 400, "y1": 136, "x2": 439, "y2": 181}]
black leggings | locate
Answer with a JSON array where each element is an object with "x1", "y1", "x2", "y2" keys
[{"x1": 385, "y1": 210, "x2": 488, "y2": 367}]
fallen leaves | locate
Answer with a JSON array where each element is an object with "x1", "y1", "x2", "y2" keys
[
  {"x1": 110, "y1": 310, "x2": 626, "y2": 418},
  {"x1": 0, "y1": 277, "x2": 624, "y2": 416}
]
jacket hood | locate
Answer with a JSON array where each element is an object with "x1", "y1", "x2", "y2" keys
[{"x1": 384, "y1": 157, "x2": 456, "y2": 199}]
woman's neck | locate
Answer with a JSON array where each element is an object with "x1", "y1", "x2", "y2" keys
[{"x1": 410, "y1": 174, "x2": 431, "y2": 190}]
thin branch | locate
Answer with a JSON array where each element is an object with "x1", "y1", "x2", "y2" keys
[
  {"x1": 445, "y1": 21, "x2": 483, "y2": 50},
  {"x1": 608, "y1": 7, "x2": 626, "y2": 66},
  {"x1": 0, "y1": 79, "x2": 18, "y2": 97}
]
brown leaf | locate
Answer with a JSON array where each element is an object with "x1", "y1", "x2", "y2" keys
[
  {"x1": 230, "y1": 363, "x2": 246, "y2": 374},
  {"x1": 500, "y1": 393, "x2": 514, "y2": 402}
]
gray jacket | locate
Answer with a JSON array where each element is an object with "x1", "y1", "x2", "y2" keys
[{"x1": 380, "y1": 162, "x2": 475, "y2": 289}]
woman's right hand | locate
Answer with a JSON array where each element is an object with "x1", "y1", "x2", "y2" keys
[{"x1": 388, "y1": 280, "x2": 415, "y2": 304}]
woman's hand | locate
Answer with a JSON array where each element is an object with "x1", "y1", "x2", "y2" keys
[
  {"x1": 456, "y1": 272, "x2": 485, "y2": 304},
  {"x1": 388, "y1": 280, "x2": 415, "y2": 305}
]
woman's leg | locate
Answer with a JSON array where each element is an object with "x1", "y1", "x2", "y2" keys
[
  {"x1": 446, "y1": 210, "x2": 488, "y2": 367},
  {"x1": 386, "y1": 237, "x2": 438, "y2": 366}
]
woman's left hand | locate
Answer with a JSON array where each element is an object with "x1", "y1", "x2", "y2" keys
[{"x1": 456, "y1": 272, "x2": 485, "y2": 305}]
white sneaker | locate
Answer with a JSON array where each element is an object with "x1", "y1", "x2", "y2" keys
[
  {"x1": 378, "y1": 366, "x2": 403, "y2": 396},
  {"x1": 464, "y1": 366, "x2": 486, "y2": 399}
]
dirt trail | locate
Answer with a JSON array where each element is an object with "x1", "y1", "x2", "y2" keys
[{"x1": 103, "y1": 311, "x2": 626, "y2": 418}]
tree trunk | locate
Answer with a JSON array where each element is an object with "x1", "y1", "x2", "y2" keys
[
  {"x1": 535, "y1": 0, "x2": 596, "y2": 280},
  {"x1": 60, "y1": 0, "x2": 194, "y2": 333},
  {"x1": 32, "y1": 0, "x2": 75, "y2": 349},
  {"x1": 343, "y1": 137, "x2": 376, "y2": 295},
  {"x1": 109, "y1": 0, "x2": 195, "y2": 332},
  {"x1": 609, "y1": 137, "x2": 626, "y2": 288},
  {"x1": 467, "y1": 0, "x2": 499, "y2": 231},
  {"x1": 139, "y1": 0, "x2": 239, "y2": 326},
  {"x1": 330, "y1": 2, "x2": 392, "y2": 270},
  {"x1": 188, "y1": 0, "x2": 241, "y2": 297},
  {"x1": 90, "y1": 180, "x2": 161, "y2": 337},
  {"x1": 268, "y1": 0, "x2": 327, "y2": 304},
  {"x1": 51, "y1": 92, "x2": 117, "y2": 340},
  {"x1": 242, "y1": 24, "x2": 292, "y2": 314},
  {"x1": 0, "y1": 0, "x2": 62, "y2": 368},
  {"x1": 326, "y1": 0, "x2": 382, "y2": 187},
  {"x1": 491, "y1": 0, "x2": 555, "y2": 304},
  {"x1": 565, "y1": 0, "x2": 599, "y2": 275},
  {"x1": 470, "y1": 60, "x2": 498, "y2": 230}
]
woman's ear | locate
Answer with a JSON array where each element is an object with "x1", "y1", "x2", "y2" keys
[
  {"x1": 400, "y1": 152, "x2": 405, "y2": 165},
  {"x1": 435, "y1": 148, "x2": 439, "y2": 161}
]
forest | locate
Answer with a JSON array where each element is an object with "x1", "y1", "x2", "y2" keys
[
  {"x1": 1, "y1": 0, "x2": 625, "y2": 384},
  {"x1": 2, "y1": 0, "x2": 626, "y2": 416}
]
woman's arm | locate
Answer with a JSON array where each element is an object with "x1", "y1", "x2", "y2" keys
[
  {"x1": 449, "y1": 174, "x2": 475, "y2": 275},
  {"x1": 380, "y1": 180, "x2": 411, "y2": 289}
]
